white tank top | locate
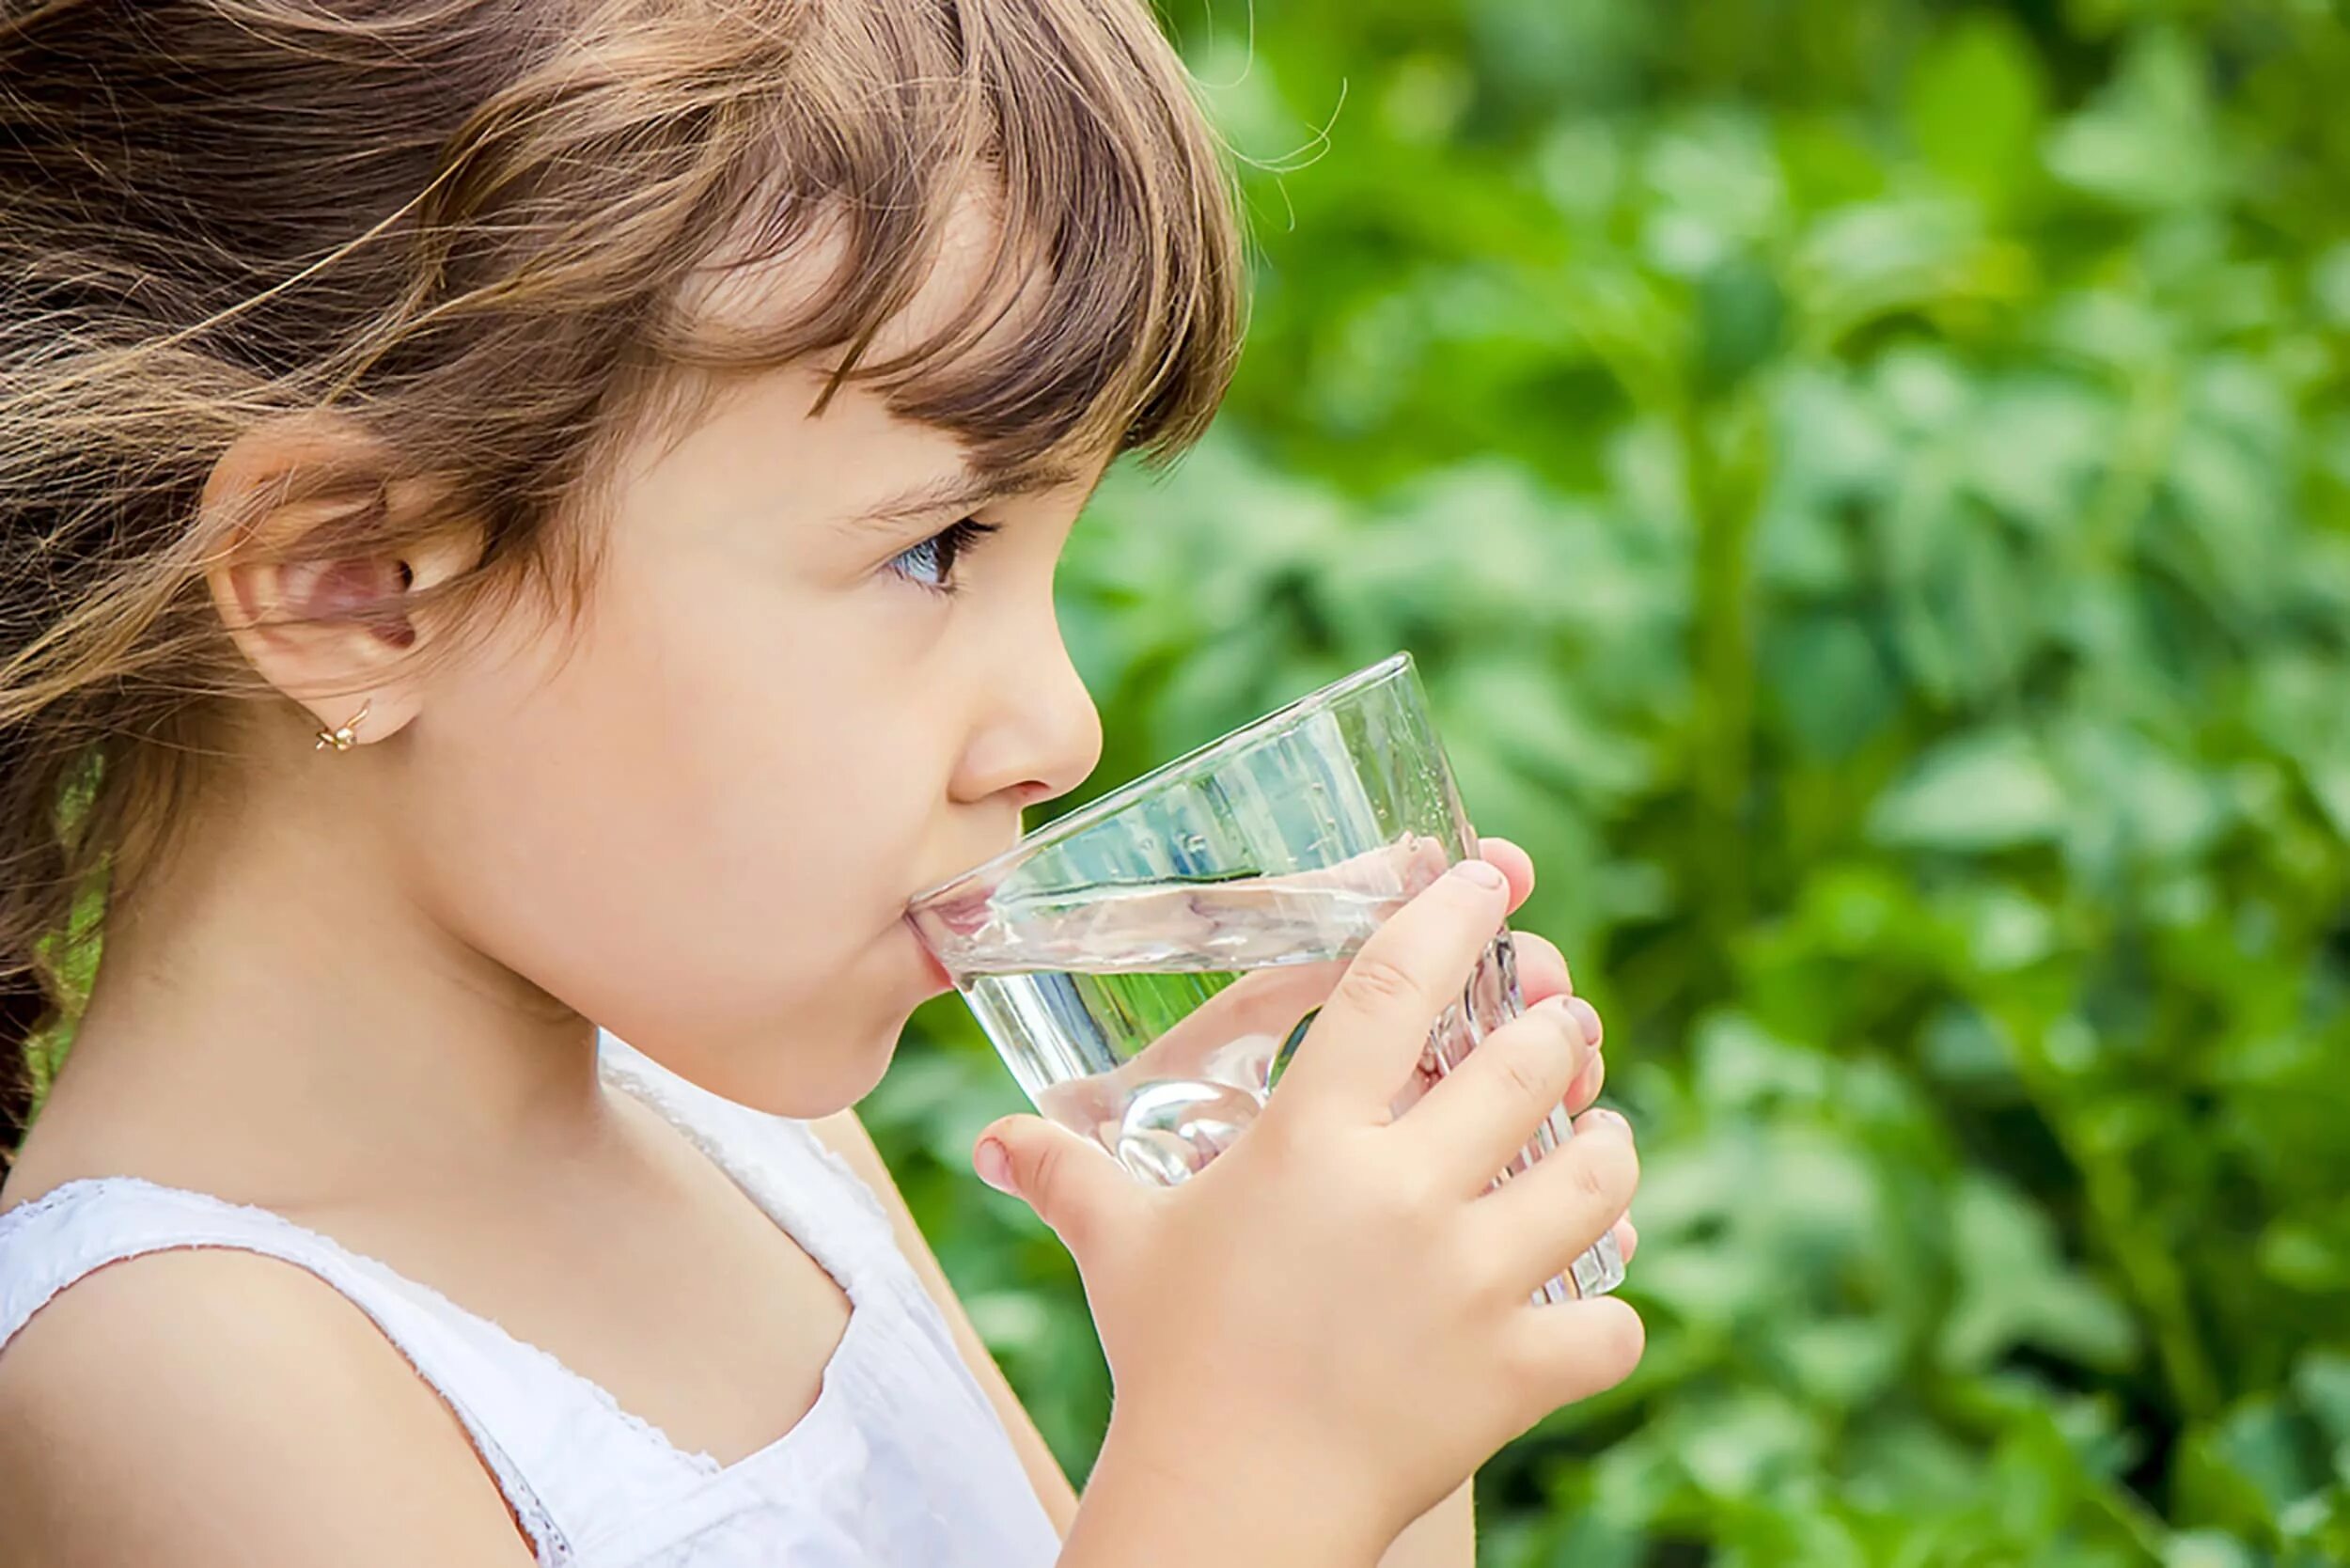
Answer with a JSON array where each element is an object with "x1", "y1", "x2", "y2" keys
[{"x1": 0, "y1": 1032, "x2": 1065, "y2": 1567}]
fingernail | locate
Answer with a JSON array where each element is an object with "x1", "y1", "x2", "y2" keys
[
  {"x1": 1452, "y1": 858, "x2": 1506, "y2": 889},
  {"x1": 1589, "y1": 1106, "x2": 1629, "y2": 1134},
  {"x1": 974, "y1": 1137, "x2": 1014, "y2": 1194},
  {"x1": 1566, "y1": 996, "x2": 1604, "y2": 1046}
]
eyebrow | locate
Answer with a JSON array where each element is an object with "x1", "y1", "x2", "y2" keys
[{"x1": 847, "y1": 459, "x2": 1089, "y2": 533}]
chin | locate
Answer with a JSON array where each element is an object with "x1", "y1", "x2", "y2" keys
[
  {"x1": 826, "y1": 1028, "x2": 905, "y2": 1111},
  {"x1": 756, "y1": 1022, "x2": 908, "y2": 1121},
  {"x1": 617, "y1": 1014, "x2": 909, "y2": 1122}
]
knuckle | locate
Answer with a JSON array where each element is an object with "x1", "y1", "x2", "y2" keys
[
  {"x1": 1028, "y1": 1141, "x2": 1096, "y2": 1244},
  {"x1": 1025, "y1": 1139, "x2": 1065, "y2": 1204},
  {"x1": 1372, "y1": 1152, "x2": 1457, "y2": 1241},
  {"x1": 1460, "y1": 1229, "x2": 1524, "y2": 1304},
  {"x1": 1497, "y1": 1035, "x2": 1565, "y2": 1117},
  {"x1": 1244, "y1": 1107, "x2": 1313, "y2": 1173},
  {"x1": 1339, "y1": 951, "x2": 1424, "y2": 1014},
  {"x1": 1377, "y1": 1159, "x2": 1449, "y2": 1230},
  {"x1": 1569, "y1": 1144, "x2": 1623, "y2": 1211}
]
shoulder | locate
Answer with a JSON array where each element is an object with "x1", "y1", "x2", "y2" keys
[{"x1": 0, "y1": 1246, "x2": 534, "y2": 1567}]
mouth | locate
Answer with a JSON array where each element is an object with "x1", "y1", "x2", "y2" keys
[
  {"x1": 903, "y1": 916, "x2": 958, "y2": 993},
  {"x1": 916, "y1": 881, "x2": 997, "y2": 939}
]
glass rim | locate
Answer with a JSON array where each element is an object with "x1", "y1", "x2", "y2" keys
[{"x1": 906, "y1": 651, "x2": 1417, "y2": 910}]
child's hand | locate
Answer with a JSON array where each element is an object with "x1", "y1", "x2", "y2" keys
[{"x1": 975, "y1": 849, "x2": 1642, "y2": 1564}]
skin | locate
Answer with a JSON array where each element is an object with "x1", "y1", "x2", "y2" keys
[{"x1": 0, "y1": 196, "x2": 1633, "y2": 1564}]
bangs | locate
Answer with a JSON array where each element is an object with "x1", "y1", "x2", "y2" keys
[{"x1": 636, "y1": 0, "x2": 1247, "y2": 478}]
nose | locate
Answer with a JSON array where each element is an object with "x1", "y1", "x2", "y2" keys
[{"x1": 953, "y1": 615, "x2": 1103, "y2": 812}]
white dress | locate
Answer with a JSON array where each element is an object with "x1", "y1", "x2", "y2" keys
[{"x1": 0, "y1": 1032, "x2": 1066, "y2": 1567}]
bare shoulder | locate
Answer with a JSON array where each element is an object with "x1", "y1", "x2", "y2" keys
[{"x1": 0, "y1": 1246, "x2": 535, "y2": 1568}]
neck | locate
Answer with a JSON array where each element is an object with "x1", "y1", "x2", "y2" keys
[{"x1": 17, "y1": 755, "x2": 613, "y2": 1210}]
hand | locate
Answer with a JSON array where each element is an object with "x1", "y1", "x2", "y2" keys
[
  {"x1": 977, "y1": 844, "x2": 1644, "y2": 1560},
  {"x1": 1472, "y1": 836, "x2": 1637, "y2": 1267},
  {"x1": 1028, "y1": 834, "x2": 1636, "y2": 1265}
]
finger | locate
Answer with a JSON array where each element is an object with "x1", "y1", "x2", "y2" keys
[
  {"x1": 1570, "y1": 1104, "x2": 1629, "y2": 1141},
  {"x1": 1509, "y1": 928, "x2": 1576, "y2": 1006},
  {"x1": 1503, "y1": 1296, "x2": 1647, "y2": 1415},
  {"x1": 1274, "y1": 857, "x2": 1514, "y2": 1121},
  {"x1": 974, "y1": 1115, "x2": 1145, "y2": 1262},
  {"x1": 1473, "y1": 835, "x2": 1536, "y2": 916},
  {"x1": 1611, "y1": 1215, "x2": 1637, "y2": 1264},
  {"x1": 1563, "y1": 1035, "x2": 1606, "y2": 1112},
  {"x1": 1402, "y1": 996, "x2": 1600, "y2": 1190},
  {"x1": 1470, "y1": 1105, "x2": 1639, "y2": 1295},
  {"x1": 1116, "y1": 958, "x2": 1347, "y2": 1089}
]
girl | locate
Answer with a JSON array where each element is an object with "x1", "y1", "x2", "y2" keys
[{"x1": 0, "y1": 3, "x2": 1643, "y2": 1565}]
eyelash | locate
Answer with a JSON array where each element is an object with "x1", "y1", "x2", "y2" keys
[{"x1": 886, "y1": 517, "x2": 1003, "y2": 598}]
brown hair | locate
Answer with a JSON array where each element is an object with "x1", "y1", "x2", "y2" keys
[{"x1": 0, "y1": 0, "x2": 1246, "y2": 1159}]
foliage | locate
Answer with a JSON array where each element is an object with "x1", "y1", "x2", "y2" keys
[{"x1": 863, "y1": 1, "x2": 2350, "y2": 1562}]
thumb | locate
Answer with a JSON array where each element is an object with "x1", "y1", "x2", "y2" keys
[{"x1": 974, "y1": 1114, "x2": 1136, "y2": 1260}]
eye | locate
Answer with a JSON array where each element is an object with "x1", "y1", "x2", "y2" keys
[{"x1": 885, "y1": 517, "x2": 1002, "y2": 597}]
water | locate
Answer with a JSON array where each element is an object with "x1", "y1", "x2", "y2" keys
[{"x1": 928, "y1": 840, "x2": 1625, "y2": 1301}]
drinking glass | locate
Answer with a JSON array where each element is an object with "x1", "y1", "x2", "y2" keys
[{"x1": 905, "y1": 652, "x2": 1624, "y2": 1302}]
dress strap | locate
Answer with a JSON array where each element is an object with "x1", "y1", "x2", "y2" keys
[
  {"x1": 0, "y1": 1176, "x2": 577, "y2": 1562},
  {"x1": 0, "y1": 1041, "x2": 939, "y2": 1566}
]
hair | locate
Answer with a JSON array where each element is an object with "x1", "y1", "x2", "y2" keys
[{"x1": 0, "y1": 0, "x2": 1246, "y2": 1162}]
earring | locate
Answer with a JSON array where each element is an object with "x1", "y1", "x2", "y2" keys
[{"x1": 313, "y1": 698, "x2": 372, "y2": 752}]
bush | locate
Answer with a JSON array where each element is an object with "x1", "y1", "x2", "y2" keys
[{"x1": 865, "y1": 2, "x2": 2350, "y2": 1562}]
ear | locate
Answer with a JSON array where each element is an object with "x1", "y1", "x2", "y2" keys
[{"x1": 201, "y1": 412, "x2": 482, "y2": 749}]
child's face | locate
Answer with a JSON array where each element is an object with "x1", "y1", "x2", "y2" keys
[{"x1": 403, "y1": 359, "x2": 1106, "y2": 1116}]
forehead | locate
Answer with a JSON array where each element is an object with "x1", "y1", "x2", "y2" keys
[
  {"x1": 659, "y1": 184, "x2": 1104, "y2": 493},
  {"x1": 682, "y1": 184, "x2": 1019, "y2": 366}
]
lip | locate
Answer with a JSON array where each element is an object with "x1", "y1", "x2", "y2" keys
[
  {"x1": 914, "y1": 878, "x2": 1000, "y2": 939},
  {"x1": 904, "y1": 917, "x2": 958, "y2": 992}
]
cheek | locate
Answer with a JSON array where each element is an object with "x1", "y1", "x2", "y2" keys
[{"x1": 404, "y1": 561, "x2": 945, "y2": 1069}]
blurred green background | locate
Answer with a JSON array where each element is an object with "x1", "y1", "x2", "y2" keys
[{"x1": 863, "y1": 1, "x2": 2350, "y2": 1563}]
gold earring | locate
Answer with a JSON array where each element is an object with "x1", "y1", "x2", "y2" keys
[{"x1": 313, "y1": 698, "x2": 371, "y2": 752}]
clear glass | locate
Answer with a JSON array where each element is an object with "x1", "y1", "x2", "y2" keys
[{"x1": 905, "y1": 652, "x2": 1624, "y2": 1303}]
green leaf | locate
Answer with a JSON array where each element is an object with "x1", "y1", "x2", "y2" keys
[
  {"x1": 1939, "y1": 1176, "x2": 2139, "y2": 1372},
  {"x1": 881, "y1": 8, "x2": 2350, "y2": 1557},
  {"x1": 2166, "y1": 1532, "x2": 2258, "y2": 1568},
  {"x1": 2294, "y1": 1353, "x2": 2350, "y2": 1450},
  {"x1": 2045, "y1": 28, "x2": 2227, "y2": 212},
  {"x1": 1868, "y1": 730, "x2": 2068, "y2": 851},
  {"x1": 1906, "y1": 15, "x2": 2048, "y2": 212},
  {"x1": 1763, "y1": 613, "x2": 1897, "y2": 760}
]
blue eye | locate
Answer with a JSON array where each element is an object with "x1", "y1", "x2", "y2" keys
[{"x1": 887, "y1": 517, "x2": 1002, "y2": 596}]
